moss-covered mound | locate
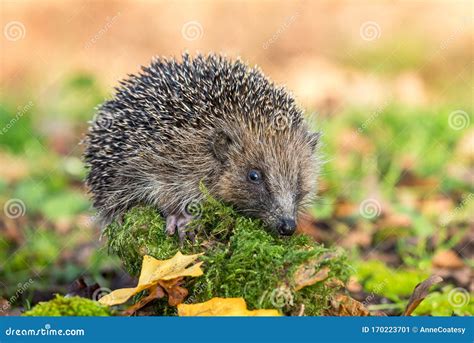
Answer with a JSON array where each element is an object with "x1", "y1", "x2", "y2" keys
[
  {"x1": 104, "y1": 196, "x2": 352, "y2": 315},
  {"x1": 23, "y1": 295, "x2": 111, "y2": 316}
]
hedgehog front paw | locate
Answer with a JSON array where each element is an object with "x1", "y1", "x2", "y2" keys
[{"x1": 165, "y1": 212, "x2": 195, "y2": 242}]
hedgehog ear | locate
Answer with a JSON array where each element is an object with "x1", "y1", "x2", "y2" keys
[
  {"x1": 308, "y1": 132, "x2": 321, "y2": 152},
  {"x1": 211, "y1": 130, "x2": 232, "y2": 163}
]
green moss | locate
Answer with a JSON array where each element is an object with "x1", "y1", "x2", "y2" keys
[
  {"x1": 356, "y1": 260, "x2": 430, "y2": 301},
  {"x1": 23, "y1": 295, "x2": 111, "y2": 316},
  {"x1": 104, "y1": 195, "x2": 351, "y2": 315},
  {"x1": 413, "y1": 286, "x2": 474, "y2": 316}
]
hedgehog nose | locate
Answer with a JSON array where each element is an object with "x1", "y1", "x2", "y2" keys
[{"x1": 278, "y1": 218, "x2": 297, "y2": 236}]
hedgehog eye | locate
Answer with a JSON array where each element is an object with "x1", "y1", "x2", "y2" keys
[{"x1": 247, "y1": 169, "x2": 262, "y2": 184}]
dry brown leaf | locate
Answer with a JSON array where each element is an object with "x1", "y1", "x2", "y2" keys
[
  {"x1": 334, "y1": 199, "x2": 357, "y2": 218},
  {"x1": 340, "y1": 230, "x2": 372, "y2": 248},
  {"x1": 0, "y1": 298, "x2": 11, "y2": 316},
  {"x1": 346, "y1": 276, "x2": 363, "y2": 293},
  {"x1": 419, "y1": 197, "x2": 454, "y2": 217},
  {"x1": 293, "y1": 253, "x2": 338, "y2": 291},
  {"x1": 158, "y1": 278, "x2": 189, "y2": 306},
  {"x1": 122, "y1": 285, "x2": 166, "y2": 316},
  {"x1": 99, "y1": 252, "x2": 203, "y2": 306},
  {"x1": 325, "y1": 293, "x2": 370, "y2": 316},
  {"x1": 326, "y1": 278, "x2": 345, "y2": 290},
  {"x1": 403, "y1": 275, "x2": 443, "y2": 316},
  {"x1": 397, "y1": 170, "x2": 438, "y2": 188},
  {"x1": 177, "y1": 298, "x2": 281, "y2": 316},
  {"x1": 432, "y1": 250, "x2": 465, "y2": 269},
  {"x1": 379, "y1": 213, "x2": 412, "y2": 228},
  {"x1": 294, "y1": 266, "x2": 330, "y2": 291}
]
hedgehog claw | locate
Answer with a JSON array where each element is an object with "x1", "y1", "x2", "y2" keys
[
  {"x1": 165, "y1": 215, "x2": 178, "y2": 235},
  {"x1": 165, "y1": 212, "x2": 195, "y2": 243}
]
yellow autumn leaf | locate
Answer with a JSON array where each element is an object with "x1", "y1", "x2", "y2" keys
[
  {"x1": 99, "y1": 252, "x2": 203, "y2": 306},
  {"x1": 177, "y1": 297, "x2": 281, "y2": 316}
]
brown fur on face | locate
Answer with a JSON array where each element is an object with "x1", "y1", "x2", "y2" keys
[{"x1": 211, "y1": 117, "x2": 319, "y2": 233}]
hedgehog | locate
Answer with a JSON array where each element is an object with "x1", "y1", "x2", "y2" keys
[{"x1": 84, "y1": 53, "x2": 320, "y2": 239}]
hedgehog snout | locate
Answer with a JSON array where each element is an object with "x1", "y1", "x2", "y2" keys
[
  {"x1": 277, "y1": 217, "x2": 297, "y2": 236},
  {"x1": 264, "y1": 203, "x2": 297, "y2": 236}
]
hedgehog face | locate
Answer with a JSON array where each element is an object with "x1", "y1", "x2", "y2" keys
[{"x1": 211, "y1": 126, "x2": 319, "y2": 236}]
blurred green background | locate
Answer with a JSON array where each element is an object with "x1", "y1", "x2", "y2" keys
[{"x1": 0, "y1": 0, "x2": 472, "y2": 315}]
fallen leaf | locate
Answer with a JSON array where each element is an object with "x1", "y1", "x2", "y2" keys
[
  {"x1": 122, "y1": 285, "x2": 166, "y2": 316},
  {"x1": 346, "y1": 276, "x2": 363, "y2": 293},
  {"x1": 334, "y1": 198, "x2": 357, "y2": 218},
  {"x1": 340, "y1": 230, "x2": 372, "y2": 248},
  {"x1": 0, "y1": 298, "x2": 11, "y2": 316},
  {"x1": 403, "y1": 275, "x2": 443, "y2": 316},
  {"x1": 326, "y1": 278, "x2": 345, "y2": 290},
  {"x1": 419, "y1": 197, "x2": 453, "y2": 218},
  {"x1": 294, "y1": 266, "x2": 330, "y2": 291},
  {"x1": 99, "y1": 252, "x2": 203, "y2": 306},
  {"x1": 293, "y1": 253, "x2": 336, "y2": 291},
  {"x1": 397, "y1": 170, "x2": 438, "y2": 188},
  {"x1": 325, "y1": 293, "x2": 370, "y2": 316},
  {"x1": 432, "y1": 250, "x2": 465, "y2": 269},
  {"x1": 378, "y1": 213, "x2": 412, "y2": 228},
  {"x1": 177, "y1": 297, "x2": 281, "y2": 316},
  {"x1": 158, "y1": 278, "x2": 189, "y2": 306}
]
